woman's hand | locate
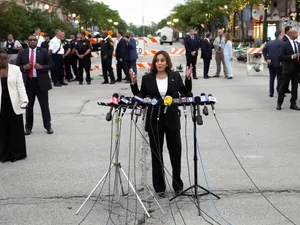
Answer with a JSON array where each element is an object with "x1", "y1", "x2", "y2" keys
[
  {"x1": 129, "y1": 68, "x2": 137, "y2": 85},
  {"x1": 186, "y1": 63, "x2": 193, "y2": 80}
]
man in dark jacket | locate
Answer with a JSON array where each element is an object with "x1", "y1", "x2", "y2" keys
[
  {"x1": 125, "y1": 31, "x2": 138, "y2": 76},
  {"x1": 115, "y1": 30, "x2": 130, "y2": 83},
  {"x1": 262, "y1": 30, "x2": 284, "y2": 97},
  {"x1": 201, "y1": 32, "x2": 213, "y2": 79},
  {"x1": 184, "y1": 29, "x2": 200, "y2": 79},
  {"x1": 100, "y1": 32, "x2": 115, "y2": 84}
]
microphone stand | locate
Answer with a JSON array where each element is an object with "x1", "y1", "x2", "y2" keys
[
  {"x1": 76, "y1": 104, "x2": 150, "y2": 218},
  {"x1": 170, "y1": 103, "x2": 220, "y2": 216}
]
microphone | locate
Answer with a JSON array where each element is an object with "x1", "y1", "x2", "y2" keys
[
  {"x1": 172, "y1": 92, "x2": 180, "y2": 104},
  {"x1": 163, "y1": 95, "x2": 173, "y2": 114},
  {"x1": 180, "y1": 94, "x2": 187, "y2": 118},
  {"x1": 106, "y1": 93, "x2": 119, "y2": 121},
  {"x1": 194, "y1": 96, "x2": 203, "y2": 125},
  {"x1": 131, "y1": 95, "x2": 144, "y2": 118},
  {"x1": 186, "y1": 92, "x2": 194, "y2": 119},
  {"x1": 157, "y1": 99, "x2": 163, "y2": 121},
  {"x1": 150, "y1": 97, "x2": 158, "y2": 116},
  {"x1": 200, "y1": 93, "x2": 209, "y2": 116},
  {"x1": 143, "y1": 95, "x2": 152, "y2": 120},
  {"x1": 208, "y1": 94, "x2": 216, "y2": 115},
  {"x1": 135, "y1": 105, "x2": 143, "y2": 122},
  {"x1": 120, "y1": 96, "x2": 130, "y2": 117}
]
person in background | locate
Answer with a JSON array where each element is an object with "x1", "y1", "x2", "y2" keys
[
  {"x1": 61, "y1": 32, "x2": 72, "y2": 82},
  {"x1": 16, "y1": 35, "x2": 54, "y2": 135},
  {"x1": 2, "y1": 34, "x2": 22, "y2": 64},
  {"x1": 184, "y1": 29, "x2": 200, "y2": 79},
  {"x1": 201, "y1": 32, "x2": 213, "y2": 79},
  {"x1": 100, "y1": 31, "x2": 115, "y2": 84},
  {"x1": 69, "y1": 33, "x2": 79, "y2": 81},
  {"x1": 0, "y1": 49, "x2": 28, "y2": 163},
  {"x1": 262, "y1": 30, "x2": 284, "y2": 97},
  {"x1": 223, "y1": 33, "x2": 233, "y2": 79},
  {"x1": 41, "y1": 34, "x2": 51, "y2": 51},
  {"x1": 34, "y1": 27, "x2": 45, "y2": 48},
  {"x1": 213, "y1": 29, "x2": 227, "y2": 78},
  {"x1": 75, "y1": 31, "x2": 92, "y2": 85},
  {"x1": 115, "y1": 31, "x2": 130, "y2": 83},
  {"x1": 130, "y1": 50, "x2": 192, "y2": 197},
  {"x1": 282, "y1": 26, "x2": 292, "y2": 93},
  {"x1": 125, "y1": 31, "x2": 138, "y2": 78},
  {"x1": 277, "y1": 29, "x2": 300, "y2": 111}
]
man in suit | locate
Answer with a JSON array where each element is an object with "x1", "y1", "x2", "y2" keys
[
  {"x1": 184, "y1": 29, "x2": 200, "y2": 79},
  {"x1": 100, "y1": 32, "x2": 115, "y2": 84},
  {"x1": 277, "y1": 29, "x2": 300, "y2": 111},
  {"x1": 262, "y1": 30, "x2": 284, "y2": 97},
  {"x1": 282, "y1": 26, "x2": 292, "y2": 42},
  {"x1": 201, "y1": 32, "x2": 213, "y2": 79},
  {"x1": 125, "y1": 31, "x2": 138, "y2": 77},
  {"x1": 16, "y1": 35, "x2": 54, "y2": 134},
  {"x1": 116, "y1": 31, "x2": 130, "y2": 83}
]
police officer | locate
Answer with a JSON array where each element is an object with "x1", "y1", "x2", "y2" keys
[
  {"x1": 100, "y1": 31, "x2": 115, "y2": 84},
  {"x1": 41, "y1": 34, "x2": 51, "y2": 51},
  {"x1": 69, "y1": 33, "x2": 79, "y2": 81},
  {"x1": 60, "y1": 32, "x2": 72, "y2": 82},
  {"x1": 75, "y1": 31, "x2": 92, "y2": 85},
  {"x1": 3, "y1": 34, "x2": 22, "y2": 63}
]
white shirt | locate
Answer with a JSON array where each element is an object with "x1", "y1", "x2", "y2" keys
[
  {"x1": 36, "y1": 35, "x2": 45, "y2": 47},
  {"x1": 289, "y1": 38, "x2": 298, "y2": 53},
  {"x1": 156, "y1": 77, "x2": 168, "y2": 98},
  {"x1": 3, "y1": 40, "x2": 22, "y2": 48},
  {"x1": 49, "y1": 36, "x2": 64, "y2": 55},
  {"x1": 28, "y1": 48, "x2": 37, "y2": 77}
]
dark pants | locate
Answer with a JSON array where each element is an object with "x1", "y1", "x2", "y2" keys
[
  {"x1": 186, "y1": 54, "x2": 197, "y2": 77},
  {"x1": 25, "y1": 78, "x2": 51, "y2": 130},
  {"x1": 101, "y1": 57, "x2": 115, "y2": 82},
  {"x1": 148, "y1": 127, "x2": 183, "y2": 193},
  {"x1": 128, "y1": 60, "x2": 137, "y2": 75},
  {"x1": 117, "y1": 59, "x2": 129, "y2": 81},
  {"x1": 268, "y1": 66, "x2": 283, "y2": 95},
  {"x1": 278, "y1": 71, "x2": 298, "y2": 105},
  {"x1": 78, "y1": 56, "x2": 91, "y2": 83},
  {"x1": 64, "y1": 56, "x2": 72, "y2": 80},
  {"x1": 70, "y1": 55, "x2": 79, "y2": 79},
  {"x1": 203, "y1": 58, "x2": 211, "y2": 77},
  {"x1": 51, "y1": 54, "x2": 64, "y2": 84}
]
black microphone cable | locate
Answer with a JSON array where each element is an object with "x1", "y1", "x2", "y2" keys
[{"x1": 213, "y1": 113, "x2": 297, "y2": 225}]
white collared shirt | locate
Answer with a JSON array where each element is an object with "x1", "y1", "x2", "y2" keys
[
  {"x1": 28, "y1": 47, "x2": 37, "y2": 77},
  {"x1": 49, "y1": 36, "x2": 64, "y2": 55},
  {"x1": 36, "y1": 35, "x2": 45, "y2": 47},
  {"x1": 289, "y1": 38, "x2": 298, "y2": 53}
]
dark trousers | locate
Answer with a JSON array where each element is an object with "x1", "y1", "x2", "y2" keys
[
  {"x1": 25, "y1": 78, "x2": 51, "y2": 130},
  {"x1": 148, "y1": 127, "x2": 183, "y2": 193},
  {"x1": 203, "y1": 58, "x2": 211, "y2": 77},
  {"x1": 128, "y1": 60, "x2": 137, "y2": 75},
  {"x1": 51, "y1": 54, "x2": 64, "y2": 84},
  {"x1": 268, "y1": 66, "x2": 283, "y2": 95},
  {"x1": 101, "y1": 57, "x2": 115, "y2": 82},
  {"x1": 186, "y1": 54, "x2": 197, "y2": 77},
  {"x1": 64, "y1": 56, "x2": 72, "y2": 80},
  {"x1": 78, "y1": 57, "x2": 91, "y2": 83},
  {"x1": 278, "y1": 71, "x2": 298, "y2": 105},
  {"x1": 70, "y1": 55, "x2": 79, "y2": 79},
  {"x1": 117, "y1": 59, "x2": 130, "y2": 81}
]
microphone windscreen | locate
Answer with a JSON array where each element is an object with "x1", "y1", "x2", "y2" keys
[
  {"x1": 194, "y1": 96, "x2": 201, "y2": 103},
  {"x1": 112, "y1": 93, "x2": 119, "y2": 98},
  {"x1": 164, "y1": 96, "x2": 173, "y2": 106}
]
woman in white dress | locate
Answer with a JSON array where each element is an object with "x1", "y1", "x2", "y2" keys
[{"x1": 224, "y1": 33, "x2": 233, "y2": 79}]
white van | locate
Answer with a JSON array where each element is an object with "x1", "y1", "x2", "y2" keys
[{"x1": 158, "y1": 27, "x2": 173, "y2": 45}]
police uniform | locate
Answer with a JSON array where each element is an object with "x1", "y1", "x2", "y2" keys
[
  {"x1": 69, "y1": 39, "x2": 79, "y2": 81},
  {"x1": 49, "y1": 36, "x2": 66, "y2": 86},
  {"x1": 75, "y1": 38, "x2": 92, "y2": 84},
  {"x1": 41, "y1": 40, "x2": 50, "y2": 50},
  {"x1": 100, "y1": 37, "x2": 115, "y2": 84},
  {"x1": 62, "y1": 39, "x2": 72, "y2": 81},
  {"x1": 3, "y1": 40, "x2": 22, "y2": 63}
]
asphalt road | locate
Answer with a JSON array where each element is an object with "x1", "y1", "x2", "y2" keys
[{"x1": 1, "y1": 42, "x2": 300, "y2": 225}]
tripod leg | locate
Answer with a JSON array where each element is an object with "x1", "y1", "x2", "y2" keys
[
  {"x1": 197, "y1": 185, "x2": 220, "y2": 199},
  {"x1": 119, "y1": 167, "x2": 150, "y2": 218},
  {"x1": 76, "y1": 164, "x2": 114, "y2": 215},
  {"x1": 146, "y1": 186, "x2": 165, "y2": 214},
  {"x1": 118, "y1": 168, "x2": 126, "y2": 196}
]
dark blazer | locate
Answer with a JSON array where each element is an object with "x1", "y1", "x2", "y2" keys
[
  {"x1": 282, "y1": 35, "x2": 289, "y2": 42},
  {"x1": 116, "y1": 37, "x2": 128, "y2": 61},
  {"x1": 201, "y1": 38, "x2": 213, "y2": 60},
  {"x1": 279, "y1": 40, "x2": 299, "y2": 74},
  {"x1": 131, "y1": 71, "x2": 192, "y2": 132},
  {"x1": 184, "y1": 35, "x2": 200, "y2": 56},
  {"x1": 128, "y1": 37, "x2": 138, "y2": 61},
  {"x1": 16, "y1": 47, "x2": 53, "y2": 91},
  {"x1": 262, "y1": 38, "x2": 283, "y2": 67}
]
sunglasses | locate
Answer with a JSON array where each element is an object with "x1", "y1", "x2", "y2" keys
[{"x1": 28, "y1": 39, "x2": 38, "y2": 42}]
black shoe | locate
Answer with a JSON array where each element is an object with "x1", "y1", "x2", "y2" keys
[
  {"x1": 193, "y1": 76, "x2": 198, "y2": 79},
  {"x1": 157, "y1": 192, "x2": 166, "y2": 198},
  {"x1": 87, "y1": 82, "x2": 91, "y2": 85},
  {"x1": 102, "y1": 81, "x2": 109, "y2": 84},
  {"x1": 60, "y1": 82, "x2": 68, "y2": 86},
  {"x1": 54, "y1": 83, "x2": 62, "y2": 87},
  {"x1": 47, "y1": 128, "x2": 53, "y2": 134},
  {"x1": 110, "y1": 81, "x2": 116, "y2": 84},
  {"x1": 25, "y1": 129, "x2": 32, "y2": 135},
  {"x1": 204, "y1": 76, "x2": 210, "y2": 79},
  {"x1": 290, "y1": 105, "x2": 300, "y2": 110},
  {"x1": 276, "y1": 104, "x2": 282, "y2": 110},
  {"x1": 269, "y1": 94, "x2": 274, "y2": 97},
  {"x1": 116, "y1": 79, "x2": 122, "y2": 82},
  {"x1": 175, "y1": 190, "x2": 183, "y2": 195},
  {"x1": 79, "y1": 82, "x2": 83, "y2": 85},
  {"x1": 213, "y1": 75, "x2": 220, "y2": 77}
]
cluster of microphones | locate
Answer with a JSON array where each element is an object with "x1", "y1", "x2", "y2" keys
[{"x1": 101, "y1": 92, "x2": 217, "y2": 124}]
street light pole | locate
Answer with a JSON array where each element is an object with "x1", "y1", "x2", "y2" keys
[{"x1": 263, "y1": 1, "x2": 268, "y2": 42}]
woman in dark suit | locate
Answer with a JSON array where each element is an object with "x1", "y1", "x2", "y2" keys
[
  {"x1": 130, "y1": 50, "x2": 192, "y2": 197},
  {"x1": 0, "y1": 49, "x2": 28, "y2": 163}
]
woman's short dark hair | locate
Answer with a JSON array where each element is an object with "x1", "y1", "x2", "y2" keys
[{"x1": 150, "y1": 50, "x2": 173, "y2": 74}]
